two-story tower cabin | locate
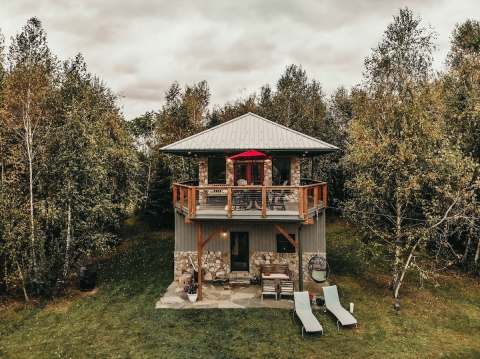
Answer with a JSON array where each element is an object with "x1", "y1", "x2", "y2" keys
[{"x1": 161, "y1": 113, "x2": 339, "y2": 300}]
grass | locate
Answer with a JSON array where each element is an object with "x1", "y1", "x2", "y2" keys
[{"x1": 1, "y1": 221, "x2": 480, "y2": 358}]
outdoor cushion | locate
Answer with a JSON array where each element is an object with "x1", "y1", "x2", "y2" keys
[{"x1": 323, "y1": 285, "x2": 357, "y2": 327}]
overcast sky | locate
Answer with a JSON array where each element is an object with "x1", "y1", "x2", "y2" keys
[{"x1": 1, "y1": 0, "x2": 479, "y2": 119}]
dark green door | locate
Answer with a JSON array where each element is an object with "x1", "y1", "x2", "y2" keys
[{"x1": 230, "y1": 232, "x2": 249, "y2": 271}]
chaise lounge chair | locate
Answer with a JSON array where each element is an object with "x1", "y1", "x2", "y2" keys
[
  {"x1": 323, "y1": 285, "x2": 358, "y2": 330},
  {"x1": 293, "y1": 291, "x2": 323, "y2": 337}
]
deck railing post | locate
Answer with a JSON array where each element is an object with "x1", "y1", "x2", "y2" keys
[
  {"x1": 303, "y1": 187, "x2": 308, "y2": 217},
  {"x1": 187, "y1": 187, "x2": 192, "y2": 217},
  {"x1": 180, "y1": 187, "x2": 185, "y2": 210},
  {"x1": 261, "y1": 187, "x2": 267, "y2": 218},
  {"x1": 191, "y1": 187, "x2": 196, "y2": 217},
  {"x1": 322, "y1": 183, "x2": 328, "y2": 208},
  {"x1": 227, "y1": 187, "x2": 232, "y2": 218},
  {"x1": 298, "y1": 187, "x2": 304, "y2": 219},
  {"x1": 173, "y1": 185, "x2": 177, "y2": 209},
  {"x1": 313, "y1": 185, "x2": 319, "y2": 208}
]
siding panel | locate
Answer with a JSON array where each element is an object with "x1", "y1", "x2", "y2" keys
[{"x1": 174, "y1": 210, "x2": 326, "y2": 254}]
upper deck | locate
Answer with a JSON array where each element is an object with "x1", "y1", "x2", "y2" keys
[{"x1": 173, "y1": 180, "x2": 327, "y2": 222}]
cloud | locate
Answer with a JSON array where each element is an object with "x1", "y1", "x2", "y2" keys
[{"x1": 1, "y1": 0, "x2": 478, "y2": 119}]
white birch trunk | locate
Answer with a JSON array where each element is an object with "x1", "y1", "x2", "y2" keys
[
  {"x1": 63, "y1": 201, "x2": 72, "y2": 280},
  {"x1": 393, "y1": 198, "x2": 402, "y2": 298},
  {"x1": 144, "y1": 159, "x2": 152, "y2": 209},
  {"x1": 475, "y1": 238, "x2": 480, "y2": 265},
  {"x1": 23, "y1": 87, "x2": 36, "y2": 272}
]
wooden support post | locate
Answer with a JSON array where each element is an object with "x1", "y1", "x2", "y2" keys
[
  {"x1": 227, "y1": 187, "x2": 232, "y2": 218},
  {"x1": 298, "y1": 188, "x2": 304, "y2": 218},
  {"x1": 195, "y1": 225, "x2": 224, "y2": 302},
  {"x1": 322, "y1": 184, "x2": 328, "y2": 208},
  {"x1": 180, "y1": 187, "x2": 185, "y2": 210},
  {"x1": 313, "y1": 186, "x2": 319, "y2": 208},
  {"x1": 191, "y1": 188, "x2": 196, "y2": 217},
  {"x1": 303, "y1": 188, "x2": 308, "y2": 218},
  {"x1": 187, "y1": 188, "x2": 192, "y2": 217},
  {"x1": 173, "y1": 185, "x2": 177, "y2": 208},
  {"x1": 298, "y1": 225, "x2": 304, "y2": 292},
  {"x1": 261, "y1": 187, "x2": 267, "y2": 218},
  {"x1": 196, "y1": 223, "x2": 204, "y2": 301}
]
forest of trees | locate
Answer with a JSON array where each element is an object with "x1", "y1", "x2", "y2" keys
[{"x1": 1, "y1": 9, "x2": 479, "y2": 303}]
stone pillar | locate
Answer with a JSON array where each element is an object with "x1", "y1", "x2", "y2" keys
[
  {"x1": 290, "y1": 157, "x2": 301, "y2": 186},
  {"x1": 263, "y1": 159, "x2": 272, "y2": 186},
  {"x1": 199, "y1": 157, "x2": 208, "y2": 204},
  {"x1": 199, "y1": 157, "x2": 208, "y2": 186},
  {"x1": 291, "y1": 157, "x2": 301, "y2": 201},
  {"x1": 226, "y1": 158, "x2": 234, "y2": 185}
]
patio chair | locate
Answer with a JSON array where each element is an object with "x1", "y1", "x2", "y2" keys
[
  {"x1": 323, "y1": 285, "x2": 358, "y2": 330},
  {"x1": 273, "y1": 263, "x2": 291, "y2": 277},
  {"x1": 279, "y1": 280, "x2": 294, "y2": 299},
  {"x1": 261, "y1": 279, "x2": 278, "y2": 301},
  {"x1": 293, "y1": 291, "x2": 323, "y2": 337},
  {"x1": 261, "y1": 264, "x2": 274, "y2": 275}
]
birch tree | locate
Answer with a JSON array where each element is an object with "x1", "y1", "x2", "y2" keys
[
  {"x1": 344, "y1": 8, "x2": 479, "y2": 307},
  {"x1": 1, "y1": 18, "x2": 55, "y2": 283},
  {"x1": 442, "y1": 20, "x2": 480, "y2": 270}
]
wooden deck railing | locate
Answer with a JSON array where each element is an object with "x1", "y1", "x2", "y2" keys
[{"x1": 172, "y1": 180, "x2": 327, "y2": 222}]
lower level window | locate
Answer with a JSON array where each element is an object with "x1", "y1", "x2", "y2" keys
[{"x1": 276, "y1": 233, "x2": 295, "y2": 253}]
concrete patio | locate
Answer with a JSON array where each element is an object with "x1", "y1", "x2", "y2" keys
[{"x1": 155, "y1": 281, "x2": 328, "y2": 310}]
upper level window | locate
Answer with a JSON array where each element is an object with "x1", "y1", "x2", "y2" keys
[
  {"x1": 272, "y1": 157, "x2": 291, "y2": 185},
  {"x1": 276, "y1": 233, "x2": 296, "y2": 253},
  {"x1": 208, "y1": 157, "x2": 226, "y2": 184}
]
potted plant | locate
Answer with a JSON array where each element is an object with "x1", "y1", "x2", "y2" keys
[{"x1": 186, "y1": 283, "x2": 198, "y2": 303}]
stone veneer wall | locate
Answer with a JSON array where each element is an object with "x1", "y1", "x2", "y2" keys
[
  {"x1": 290, "y1": 157, "x2": 300, "y2": 186},
  {"x1": 290, "y1": 157, "x2": 301, "y2": 201},
  {"x1": 250, "y1": 251, "x2": 320, "y2": 281},
  {"x1": 198, "y1": 157, "x2": 208, "y2": 204},
  {"x1": 226, "y1": 158, "x2": 234, "y2": 185},
  {"x1": 263, "y1": 159, "x2": 272, "y2": 186},
  {"x1": 174, "y1": 251, "x2": 230, "y2": 281},
  {"x1": 198, "y1": 157, "x2": 208, "y2": 185},
  {"x1": 174, "y1": 250, "x2": 323, "y2": 282}
]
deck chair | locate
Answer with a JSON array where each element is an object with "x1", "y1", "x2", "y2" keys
[
  {"x1": 293, "y1": 292, "x2": 323, "y2": 337},
  {"x1": 279, "y1": 280, "x2": 294, "y2": 299},
  {"x1": 323, "y1": 285, "x2": 358, "y2": 330},
  {"x1": 261, "y1": 279, "x2": 277, "y2": 301}
]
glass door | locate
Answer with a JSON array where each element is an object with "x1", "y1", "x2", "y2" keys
[{"x1": 230, "y1": 232, "x2": 249, "y2": 271}]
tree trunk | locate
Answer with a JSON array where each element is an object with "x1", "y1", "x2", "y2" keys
[
  {"x1": 63, "y1": 201, "x2": 72, "y2": 280},
  {"x1": 25, "y1": 119, "x2": 36, "y2": 273},
  {"x1": 144, "y1": 159, "x2": 152, "y2": 209},
  {"x1": 16, "y1": 260, "x2": 29, "y2": 302},
  {"x1": 23, "y1": 87, "x2": 36, "y2": 274},
  {"x1": 392, "y1": 198, "x2": 402, "y2": 299},
  {"x1": 475, "y1": 237, "x2": 480, "y2": 265},
  {"x1": 463, "y1": 234, "x2": 472, "y2": 264}
]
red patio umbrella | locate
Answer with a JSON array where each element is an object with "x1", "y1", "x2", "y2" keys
[
  {"x1": 229, "y1": 150, "x2": 269, "y2": 185},
  {"x1": 228, "y1": 150, "x2": 270, "y2": 160}
]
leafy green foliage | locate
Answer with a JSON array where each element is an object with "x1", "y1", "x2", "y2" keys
[
  {"x1": 344, "y1": 9, "x2": 480, "y2": 300},
  {"x1": 0, "y1": 19, "x2": 139, "y2": 298}
]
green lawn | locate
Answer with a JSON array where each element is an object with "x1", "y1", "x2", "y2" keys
[{"x1": 1, "y1": 222, "x2": 479, "y2": 359}]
